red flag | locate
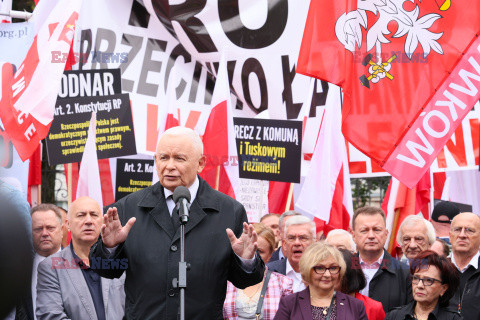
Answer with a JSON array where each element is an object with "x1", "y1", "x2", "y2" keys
[
  {"x1": 200, "y1": 53, "x2": 239, "y2": 198},
  {"x1": 298, "y1": 0, "x2": 480, "y2": 188},
  {"x1": 268, "y1": 181, "x2": 294, "y2": 214},
  {"x1": 0, "y1": 0, "x2": 82, "y2": 161},
  {"x1": 381, "y1": 171, "x2": 431, "y2": 256}
]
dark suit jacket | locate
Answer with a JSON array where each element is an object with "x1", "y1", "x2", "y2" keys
[
  {"x1": 273, "y1": 288, "x2": 368, "y2": 320},
  {"x1": 89, "y1": 177, "x2": 264, "y2": 320},
  {"x1": 358, "y1": 250, "x2": 413, "y2": 313},
  {"x1": 266, "y1": 258, "x2": 287, "y2": 275},
  {"x1": 268, "y1": 247, "x2": 282, "y2": 263}
]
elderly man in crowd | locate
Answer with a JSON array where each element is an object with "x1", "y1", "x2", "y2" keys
[
  {"x1": 396, "y1": 215, "x2": 436, "y2": 262},
  {"x1": 325, "y1": 228, "x2": 356, "y2": 252},
  {"x1": 89, "y1": 127, "x2": 264, "y2": 320},
  {"x1": 352, "y1": 206, "x2": 412, "y2": 313},
  {"x1": 268, "y1": 211, "x2": 301, "y2": 262},
  {"x1": 267, "y1": 215, "x2": 316, "y2": 292},
  {"x1": 36, "y1": 197, "x2": 125, "y2": 320},
  {"x1": 448, "y1": 212, "x2": 480, "y2": 319}
]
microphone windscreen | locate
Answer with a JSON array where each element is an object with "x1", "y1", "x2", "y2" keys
[{"x1": 173, "y1": 186, "x2": 191, "y2": 203}]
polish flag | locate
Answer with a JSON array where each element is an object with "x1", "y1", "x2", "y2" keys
[
  {"x1": 381, "y1": 171, "x2": 431, "y2": 256},
  {"x1": 76, "y1": 112, "x2": 103, "y2": 207},
  {"x1": 0, "y1": 0, "x2": 82, "y2": 161},
  {"x1": 295, "y1": 85, "x2": 354, "y2": 233},
  {"x1": 200, "y1": 53, "x2": 239, "y2": 199}
]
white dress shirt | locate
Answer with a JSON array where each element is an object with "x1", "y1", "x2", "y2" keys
[
  {"x1": 451, "y1": 251, "x2": 480, "y2": 273},
  {"x1": 286, "y1": 259, "x2": 306, "y2": 293},
  {"x1": 359, "y1": 251, "x2": 385, "y2": 297}
]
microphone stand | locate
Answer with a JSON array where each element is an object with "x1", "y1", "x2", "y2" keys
[{"x1": 175, "y1": 200, "x2": 189, "y2": 320}]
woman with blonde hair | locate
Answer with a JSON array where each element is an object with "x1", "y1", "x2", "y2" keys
[
  {"x1": 223, "y1": 223, "x2": 293, "y2": 320},
  {"x1": 274, "y1": 243, "x2": 367, "y2": 320}
]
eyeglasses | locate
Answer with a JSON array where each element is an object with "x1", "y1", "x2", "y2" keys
[
  {"x1": 412, "y1": 275, "x2": 443, "y2": 286},
  {"x1": 451, "y1": 227, "x2": 477, "y2": 236},
  {"x1": 312, "y1": 265, "x2": 341, "y2": 275},
  {"x1": 285, "y1": 235, "x2": 312, "y2": 243}
]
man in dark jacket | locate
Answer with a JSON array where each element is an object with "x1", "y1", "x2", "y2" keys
[
  {"x1": 89, "y1": 127, "x2": 264, "y2": 320},
  {"x1": 352, "y1": 206, "x2": 412, "y2": 313},
  {"x1": 448, "y1": 212, "x2": 480, "y2": 319}
]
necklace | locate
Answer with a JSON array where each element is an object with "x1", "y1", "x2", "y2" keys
[{"x1": 242, "y1": 281, "x2": 263, "y2": 300}]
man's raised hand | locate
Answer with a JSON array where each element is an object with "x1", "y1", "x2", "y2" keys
[
  {"x1": 101, "y1": 207, "x2": 136, "y2": 248},
  {"x1": 226, "y1": 222, "x2": 258, "y2": 260}
]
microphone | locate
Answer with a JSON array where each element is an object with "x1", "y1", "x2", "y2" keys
[{"x1": 173, "y1": 186, "x2": 191, "y2": 224}]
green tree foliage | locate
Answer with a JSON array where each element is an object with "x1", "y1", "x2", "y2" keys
[{"x1": 351, "y1": 176, "x2": 390, "y2": 210}]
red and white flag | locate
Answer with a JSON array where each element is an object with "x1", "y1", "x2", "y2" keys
[
  {"x1": 295, "y1": 85, "x2": 354, "y2": 232},
  {"x1": 297, "y1": 0, "x2": 480, "y2": 188},
  {"x1": 76, "y1": 112, "x2": 103, "y2": 207},
  {"x1": 0, "y1": 0, "x2": 82, "y2": 161},
  {"x1": 381, "y1": 171, "x2": 431, "y2": 256},
  {"x1": 200, "y1": 53, "x2": 239, "y2": 199}
]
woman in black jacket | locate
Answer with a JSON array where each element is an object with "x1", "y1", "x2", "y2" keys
[{"x1": 385, "y1": 250, "x2": 462, "y2": 320}]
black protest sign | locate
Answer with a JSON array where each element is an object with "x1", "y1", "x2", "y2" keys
[
  {"x1": 115, "y1": 159, "x2": 155, "y2": 201},
  {"x1": 45, "y1": 93, "x2": 136, "y2": 165},
  {"x1": 234, "y1": 118, "x2": 302, "y2": 183}
]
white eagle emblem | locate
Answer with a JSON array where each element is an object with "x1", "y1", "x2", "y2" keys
[{"x1": 335, "y1": 0, "x2": 449, "y2": 88}]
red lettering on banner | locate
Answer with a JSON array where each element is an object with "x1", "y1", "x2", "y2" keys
[{"x1": 471, "y1": 118, "x2": 479, "y2": 165}]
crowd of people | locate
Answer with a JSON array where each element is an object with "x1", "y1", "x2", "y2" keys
[{"x1": 1, "y1": 127, "x2": 479, "y2": 320}]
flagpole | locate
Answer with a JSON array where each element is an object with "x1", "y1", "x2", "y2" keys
[
  {"x1": 0, "y1": 10, "x2": 32, "y2": 20},
  {"x1": 285, "y1": 183, "x2": 294, "y2": 212},
  {"x1": 387, "y1": 208, "x2": 400, "y2": 254},
  {"x1": 215, "y1": 165, "x2": 220, "y2": 190},
  {"x1": 429, "y1": 169, "x2": 434, "y2": 218},
  {"x1": 67, "y1": 163, "x2": 72, "y2": 207}
]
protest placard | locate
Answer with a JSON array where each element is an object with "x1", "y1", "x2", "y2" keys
[{"x1": 234, "y1": 118, "x2": 302, "y2": 183}]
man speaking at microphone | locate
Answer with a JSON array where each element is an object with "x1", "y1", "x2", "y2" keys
[{"x1": 89, "y1": 126, "x2": 265, "y2": 319}]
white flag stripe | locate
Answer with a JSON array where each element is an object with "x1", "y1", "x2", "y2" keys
[{"x1": 76, "y1": 112, "x2": 103, "y2": 207}]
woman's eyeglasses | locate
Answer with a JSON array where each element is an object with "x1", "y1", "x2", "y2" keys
[
  {"x1": 412, "y1": 275, "x2": 443, "y2": 286},
  {"x1": 312, "y1": 265, "x2": 341, "y2": 275}
]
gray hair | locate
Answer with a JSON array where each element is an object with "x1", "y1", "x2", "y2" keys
[
  {"x1": 397, "y1": 215, "x2": 436, "y2": 245},
  {"x1": 161, "y1": 126, "x2": 204, "y2": 154},
  {"x1": 326, "y1": 229, "x2": 356, "y2": 251},
  {"x1": 31, "y1": 204, "x2": 63, "y2": 226},
  {"x1": 279, "y1": 210, "x2": 301, "y2": 229},
  {"x1": 284, "y1": 215, "x2": 316, "y2": 238}
]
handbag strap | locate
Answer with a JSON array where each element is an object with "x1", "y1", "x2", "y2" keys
[{"x1": 255, "y1": 270, "x2": 272, "y2": 320}]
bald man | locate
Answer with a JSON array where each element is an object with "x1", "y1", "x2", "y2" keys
[
  {"x1": 89, "y1": 127, "x2": 264, "y2": 319},
  {"x1": 448, "y1": 212, "x2": 480, "y2": 319},
  {"x1": 36, "y1": 197, "x2": 125, "y2": 320}
]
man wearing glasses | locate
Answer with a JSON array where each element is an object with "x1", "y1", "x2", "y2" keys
[
  {"x1": 448, "y1": 212, "x2": 480, "y2": 319},
  {"x1": 266, "y1": 215, "x2": 315, "y2": 292}
]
